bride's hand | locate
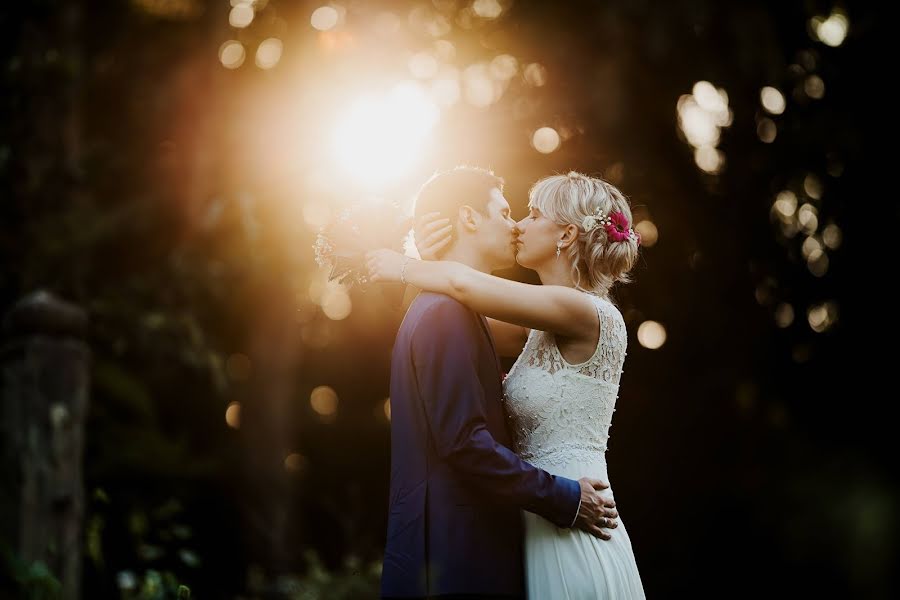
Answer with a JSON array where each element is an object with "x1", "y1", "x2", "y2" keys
[
  {"x1": 414, "y1": 212, "x2": 453, "y2": 260},
  {"x1": 366, "y1": 249, "x2": 409, "y2": 283}
]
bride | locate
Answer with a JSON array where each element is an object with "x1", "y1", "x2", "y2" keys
[{"x1": 367, "y1": 171, "x2": 646, "y2": 599}]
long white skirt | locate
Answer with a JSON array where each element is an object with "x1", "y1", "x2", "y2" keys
[{"x1": 523, "y1": 455, "x2": 646, "y2": 599}]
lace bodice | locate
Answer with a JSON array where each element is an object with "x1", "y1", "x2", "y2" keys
[{"x1": 503, "y1": 294, "x2": 628, "y2": 471}]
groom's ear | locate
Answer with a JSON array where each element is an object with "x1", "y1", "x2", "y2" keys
[{"x1": 458, "y1": 205, "x2": 481, "y2": 232}]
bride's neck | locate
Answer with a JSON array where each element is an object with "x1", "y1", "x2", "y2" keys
[
  {"x1": 535, "y1": 259, "x2": 577, "y2": 289},
  {"x1": 535, "y1": 261, "x2": 609, "y2": 298}
]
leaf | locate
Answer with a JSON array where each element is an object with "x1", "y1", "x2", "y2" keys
[{"x1": 328, "y1": 254, "x2": 361, "y2": 283}]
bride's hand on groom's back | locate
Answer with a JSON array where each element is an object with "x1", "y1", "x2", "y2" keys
[
  {"x1": 574, "y1": 477, "x2": 619, "y2": 540},
  {"x1": 414, "y1": 212, "x2": 453, "y2": 260}
]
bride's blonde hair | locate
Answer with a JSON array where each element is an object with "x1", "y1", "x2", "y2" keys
[{"x1": 528, "y1": 171, "x2": 640, "y2": 296}]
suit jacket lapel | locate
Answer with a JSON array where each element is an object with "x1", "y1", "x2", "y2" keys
[{"x1": 476, "y1": 314, "x2": 503, "y2": 379}]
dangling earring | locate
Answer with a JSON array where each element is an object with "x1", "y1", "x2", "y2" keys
[{"x1": 556, "y1": 242, "x2": 562, "y2": 260}]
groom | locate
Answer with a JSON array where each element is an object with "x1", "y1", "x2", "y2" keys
[{"x1": 382, "y1": 167, "x2": 618, "y2": 600}]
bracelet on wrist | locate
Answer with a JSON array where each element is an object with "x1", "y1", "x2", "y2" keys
[{"x1": 400, "y1": 257, "x2": 411, "y2": 284}]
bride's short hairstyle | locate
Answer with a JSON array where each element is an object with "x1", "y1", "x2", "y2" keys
[
  {"x1": 414, "y1": 166, "x2": 504, "y2": 220},
  {"x1": 529, "y1": 171, "x2": 640, "y2": 296}
]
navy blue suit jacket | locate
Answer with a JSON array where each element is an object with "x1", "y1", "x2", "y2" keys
[{"x1": 381, "y1": 292, "x2": 581, "y2": 598}]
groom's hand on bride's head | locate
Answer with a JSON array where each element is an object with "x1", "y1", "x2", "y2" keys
[
  {"x1": 574, "y1": 477, "x2": 619, "y2": 541},
  {"x1": 414, "y1": 212, "x2": 453, "y2": 260}
]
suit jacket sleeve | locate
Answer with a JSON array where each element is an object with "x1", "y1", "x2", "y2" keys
[{"x1": 411, "y1": 299, "x2": 581, "y2": 528}]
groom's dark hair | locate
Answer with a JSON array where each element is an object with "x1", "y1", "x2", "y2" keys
[{"x1": 414, "y1": 166, "x2": 505, "y2": 220}]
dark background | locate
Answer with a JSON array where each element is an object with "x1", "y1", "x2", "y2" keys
[{"x1": 2, "y1": 0, "x2": 893, "y2": 598}]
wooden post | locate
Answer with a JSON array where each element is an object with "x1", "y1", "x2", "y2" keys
[{"x1": 1, "y1": 290, "x2": 90, "y2": 600}]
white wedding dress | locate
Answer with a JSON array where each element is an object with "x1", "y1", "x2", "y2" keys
[{"x1": 504, "y1": 293, "x2": 646, "y2": 599}]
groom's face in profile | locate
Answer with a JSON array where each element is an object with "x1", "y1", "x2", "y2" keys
[{"x1": 476, "y1": 187, "x2": 519, "y2": 271}]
